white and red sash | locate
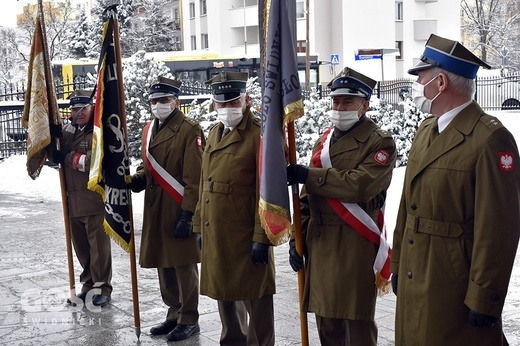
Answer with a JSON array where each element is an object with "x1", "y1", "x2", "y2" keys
[
  {"x1": 311, "y1": 128, "x2": 391, "y2": 281},
  {"x1": 143, "y1": 121, "x2": 184, "y2": 205}
]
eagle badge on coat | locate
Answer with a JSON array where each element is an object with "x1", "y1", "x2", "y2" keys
[
  {"x1": 374, "y1": 150, "x2": 389, "y2": 165},
  {"x1": 499, "y1": 152, "x2": 514, "y2": 171}
]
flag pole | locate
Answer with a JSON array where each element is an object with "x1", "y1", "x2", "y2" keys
[
  {"x1": 109, "y1": 4, "x2": 141, "y2": 339},
  {"x1": 287, "y1": 121, "x2": 309, "y2": 346},
  {"x1": 37, "y1": 0, "x2": 76, "y2": 304},
  {"x1": 287, "y1": 0, "x2": 309, "y2": 343}
]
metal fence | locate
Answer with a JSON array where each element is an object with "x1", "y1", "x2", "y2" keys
[{"x1": 2, "y1": 73, "x2": 519, "y2": 159}]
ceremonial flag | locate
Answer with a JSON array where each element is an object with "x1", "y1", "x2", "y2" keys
[
  {"x1": 22, "y1": 17, "x2": 58, "y2": 179},
  {"x1": 88, "y1": 12, "x2": 132, "y2": 252},
  {"x1": 258, "y1": 0, "x2": 304, "y2": 245}
]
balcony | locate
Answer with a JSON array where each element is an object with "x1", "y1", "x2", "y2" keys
[{"x1": 413, "y1": 19, "x2": 437, "y2": 40}]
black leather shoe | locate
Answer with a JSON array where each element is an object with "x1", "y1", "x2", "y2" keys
[
  {"x1": 150, "y1": 319, "x2": 177, "y2": 336},
  {"x1": 167, "y1": 324, "x2": 200, "y2": 341},
  {"x1": 92, "y1": 294, "x2": 111, "y2": 307},
  {"x1": 67, "y1": 292, "x2": 87, "y2": 306}
]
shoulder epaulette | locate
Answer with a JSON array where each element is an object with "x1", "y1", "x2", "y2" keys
[
  {"x1": 252, "y1": 116, "x2": 261, "y2": 127},
  {"x1": 183, "y1": 117, "x2": 199, "y2": 127},
  {"x1": 479, "y1": 113, "x2": 504, "y2": 132}
]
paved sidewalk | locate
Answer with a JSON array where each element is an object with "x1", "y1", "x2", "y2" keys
[{"x1": 0, "y1": 189, "x2": 518, "y2": 345}]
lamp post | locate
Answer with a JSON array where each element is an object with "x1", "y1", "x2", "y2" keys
[{"x1": 243, "y1": 0, "x2": 247, "y2": 55}]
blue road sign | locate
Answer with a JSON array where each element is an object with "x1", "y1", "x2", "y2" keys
[{"x1": 330, "y1": 54, "x2": 340, "y2": 66}]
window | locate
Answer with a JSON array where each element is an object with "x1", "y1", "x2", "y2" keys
[
  {"x1": 297, "y1": 40, "x2": 307, "y2": 53},
  {"x1": 191, "y1": 35, "x2": 197, "y2": 50},
  {"x1": 296, "y1": 0, "x2": 305, "y2": 19},
  {"x1": 189, "y1": 2, "x2": 195, "y2": 19},
  {"x1": 395, "y1": 41, "x2": 403, "y2": 60},
  {"x1": 200, "y1": 0, "x2": 207, "y2": 16},
  {"x1": 395, "y1": 2, "x2": 403, "y2": 20},
  {"x1": 201, "y1": 33, "x2": 209, "y2": 49}
]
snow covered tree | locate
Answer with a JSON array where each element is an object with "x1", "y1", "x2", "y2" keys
[
  {"x1": 68, "y1": 10, "x2": 96, "y2": 59},
  {"x1": 294, "y1": 88, "x2": 331, "y2": 164},
  {"x1": 367, "y1": 98, "x2": 426, "y2": 167},
  {"x1": 461, "y1": 0, "x2": 520, "y2": 70},
  {"x1": 89, "y1": 0, "x2": 141, "y2": 58},
  {"x1": 8, "y1": 0, "x2": 75, "y2": 62},
  {"x1": 122, "y1": 51, "x2": 173, "y2": 158},
  {"x1": 140, "y1": 0, "x2": 177, "y2": 52}
]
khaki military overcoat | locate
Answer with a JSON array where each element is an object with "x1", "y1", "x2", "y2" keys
[
  {"x1": 60, "y1": 123, "x2": 104, "y2": 217},
  {"x1": 194, "y1": 109, "x2": 275, "y2": 301},
  {"x1": 300, "y1": 117, "x2": 396, "y2": 320},
  {"x1": 136, "y1": 110, "x2": 204, "y2": 268},
  {"x1": 391, "y1": 102, "x2": 520, "y2": 345}
]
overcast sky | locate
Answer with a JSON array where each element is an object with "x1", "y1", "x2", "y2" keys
[{"x1": 0, "y1": 1, "x2": 24, "y2": 28}]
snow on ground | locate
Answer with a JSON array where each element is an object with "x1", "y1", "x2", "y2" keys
[{"x1": 1, "y1": 110, "x2": 519, "y2": 343}]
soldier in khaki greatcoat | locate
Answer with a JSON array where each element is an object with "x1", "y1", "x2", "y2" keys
[
  {"x1": 286, "y1": 67, "x2": 396, "y2": 345},
  {"x1": 129, "y1": 77, "x2": 204, "y2": 342},
  {"x1": 50, "y1": 90, "x2": 113, "y2": 308},
  {"x1": 391, "y1": 34, "x2": 520, "y2": 346},
  {"x1": 193, "y1": 71, "x2": 276, "y2": 346}
]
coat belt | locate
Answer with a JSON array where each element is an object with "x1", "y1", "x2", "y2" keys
[
  {"x1": 405, "y1": 214, "x2": 472, "y2": 238},
  {"x1": 202, "y1": 181, "x2": 255, "y2": 195}
]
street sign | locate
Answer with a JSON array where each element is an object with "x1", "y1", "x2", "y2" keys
[
  {"x1": 355, "y1": 54, "x2": 381, "y2": 61},
  {"x1": 355, "y1": 49, "x2": 382, "y2": 61},
  {"x1": 330, "y1": 54, "x2": 340, "y2": 66}
]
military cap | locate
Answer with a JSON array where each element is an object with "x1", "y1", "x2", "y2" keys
[
  {"x1": 69, "y1": 89, "x2": 94, "y2": 109},
  {"x1": 149, "y1": 76, "x2": 182, "y2": 100},
  {"x1": 205, "y1": 71, "x2": 248, "y2": 103},
  {"x1": 327, "y1": 67, "x2": 376, "y2": 99},
  {"x1": 408, "y1": 34, "x2": 491, "y2": 79}
]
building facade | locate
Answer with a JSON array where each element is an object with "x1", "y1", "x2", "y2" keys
[{"x1": 179, "y1": 0, "x2": 460, "y2": 83}]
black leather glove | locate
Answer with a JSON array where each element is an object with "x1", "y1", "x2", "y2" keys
[
  {"x1": 251, "y1": 242, "x2": 270, "y2": 265},
  {"x1": 127, "y1": 174, "x2": 146, "y2": 193},
  {"x1": 287, "y1": 164, "x2": 309, "y2": 185},
  {"x1": 468, "y1": 309, "x2": 498, "y2": 328},
  {"x1": 52, "y1": 149, "x2": 67, "y2": 165},
  {"x1": 174, "y1": 209, "x2": 194, "y2": 239},
  {"x1": 391, "y1": 273, "x2": 398, "y2": 296},
  {"x1": 50, "y1": 124, "x2": 63, "y2": 139},
  {"x1": 289, "y1": 239, "x2": 304, "y2": 272},
  {"x1": 196, "y1": 233, "x2": 202, "y2": 249}
]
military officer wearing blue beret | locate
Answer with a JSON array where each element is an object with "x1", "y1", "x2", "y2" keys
[
  {"x1": 129, "y1": 76, "x2": 205, "y2": 341},
  {"x1": 391, "y1": 34, "x2": 520, "y2": 345},
  {"x1": 194, "y1": 71, "x2": 276, "y2": 345}
]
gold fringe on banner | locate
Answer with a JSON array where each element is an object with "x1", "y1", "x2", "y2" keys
[{"x1": 259, "y1": 198, "x2": 292, "y2": 246}]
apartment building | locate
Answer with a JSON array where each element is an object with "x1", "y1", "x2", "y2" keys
[{"x1": 179, "y1": 0, "x2": 460, "y2": 83}]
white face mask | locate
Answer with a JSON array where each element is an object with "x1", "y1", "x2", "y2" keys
[
  {"x1": 330, "y1": 103, "x2": 363, "y2": 131},
  {"x1": 151, "y1": 102, "x2": 174, "y2": 121},
  {"x1": 412, "y1": 75, "x2": 441, "y2": 114},
  {"x1": 217, "y1": 107, "x2": 243, "y2": 128}
]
